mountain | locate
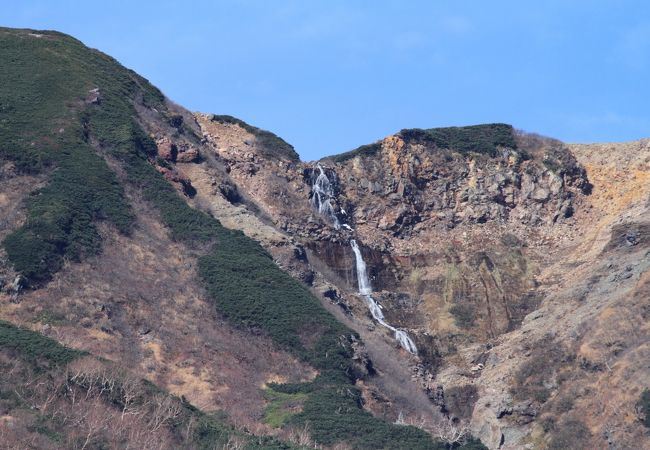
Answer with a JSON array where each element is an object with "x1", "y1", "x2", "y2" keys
[{"x1": 0, "y1": 27, "x2": 648, "y2": 450}]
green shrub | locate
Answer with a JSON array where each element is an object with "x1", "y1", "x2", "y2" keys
[
  {"x1": 399, "y1": 123, "x2": 517, "y2": 156},
  {"x1": 0, "y1": 320, "x2": 83, "y2": 368},
  {"x1": 290, "y1": 384, "x2": 444, "y2": 449},
  {"x1": 190, "y1": 411, "x2": 295, "y2": 449},
  {"x1": 168, "y1": 114, "x2": 183, "y2": 129},
  {"x1": 328, "y1": 142, "x2": 382, "y2": 163},
  {"x1": 449, "y1": 303, "x2": 477, "y2": 329},
  {"x1": 198, "y1": 229, "x2": 355, "y2": 374},
  {"x1": 28, "y1": 416, "x2": 64, "y2": 443},
  {"x1": 0, "y1": 28, "x2": 156, "y2": 284},
  {"x1": 325, "y1": 123, "x2": 516, "y2": 162},
  {"x1": 3, "y1": 146, "x2": 133, "y2": 284}
]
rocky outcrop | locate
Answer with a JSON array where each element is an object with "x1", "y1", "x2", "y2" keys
[
  {"x1": 155, "y1": 165, "x2": 196, "y2": 197},
  {"x1": 9, "y1": 26, "x2": 649, "y2": 449},
  {"x1": 171, "y1": 115, "x2": 650, "y2": 449},
  {"x1": 183, "y1": 120, "x2": 592, "y2": 342},
  {"x1": 155, "y1": 136, "x2": 200, "y2": 163},
  {"x1": 325, "y1": 130, "x2": 589, "y2": 240}
]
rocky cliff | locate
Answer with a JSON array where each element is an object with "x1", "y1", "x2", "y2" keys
[
  {"x1": 175, "y1": 115, "x2": 650, "y2": 449},
  {"x1": 0, "y1": 27, "x2": 471, "y2": 449},
  {"x1": 1, "y1": 27, "x2": 649, "y2": 450}
]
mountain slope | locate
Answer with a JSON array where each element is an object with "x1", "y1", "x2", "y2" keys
[
  {"x1": 2, "y1": 25, "x2": 649, "y2": 450},
  {"x1": 183, "y1": 115, "x2": 650, "y2": 450},
  {"x1": 0, "y1": 27, "x2": 485, "y2": 449}
]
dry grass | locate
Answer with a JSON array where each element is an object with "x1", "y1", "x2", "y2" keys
[{"x1": 1, "y1": 192, "x2": 314, "y2": 433}]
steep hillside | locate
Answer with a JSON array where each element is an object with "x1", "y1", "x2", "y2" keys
[
  {"x1": 184, "y1": 115, "x2": 650, "y2": 450},
  {"x1": 0, "y1": 27, "x2": 485, "y2": 449},
  {"x1": 1, "y1": 25, "x2": 649, "y2": 450}
]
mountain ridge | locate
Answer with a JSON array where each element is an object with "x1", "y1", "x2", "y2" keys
[
  {"x1": 186, "y1": 111, "x2": 650, "y2": 449},
  {"x1": 1, "y1": 26, "x2": 649, "y2": 450},
  {"x1": 0, "y1": 27, "x2": 484, "y2": 449}
]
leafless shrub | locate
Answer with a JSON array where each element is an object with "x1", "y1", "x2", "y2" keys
[
  {"x1": 434, "y1": 416, "x2": 470, "y2": 448},
  {"x1": 220, "y1": 434, "x2": 247, "y2": 450},
  {"x1": 288, "y1": 422, "x2": 316, "y2": 447},
  {"x1": 147, "y1": 394, "x2": 183, "y2": 433}
]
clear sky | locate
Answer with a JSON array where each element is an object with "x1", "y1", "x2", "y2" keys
[{"x1": 3, "y1": 1, "x2": 650, "y2": 160}]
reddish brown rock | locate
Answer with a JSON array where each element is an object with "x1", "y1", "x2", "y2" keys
[
  {"x1": 156, "y1": 137, "x2": 176, "y2": 161},
  {"x1": 176, "y1": 146, "x2": 200, "y2": 162}
]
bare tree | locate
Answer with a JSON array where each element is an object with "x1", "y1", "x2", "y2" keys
[
  {"x1": 147, "y1": 395, "x2": 182, "y2": 433},
  {"x1": 435, "y1": 416, "x2": 470, "y2": 449},
  {"x1": 286, "y1": 422, "x2": 328, "y2": 449},
  {"x1": 220, "y1": 435, "x2": 247, "y2": 450},
  {"x1": 76, "y1": 397, "x2": 111, "y2": 450},
  {"x1": 119, "y1": 374, "x2": 144, "y2": 420}
]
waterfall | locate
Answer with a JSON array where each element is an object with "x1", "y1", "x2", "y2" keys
[
  {"x1": 351, "y1": 240, "x2": 372, "y2": 295},
  {"x1": 310, "y1": 165, "x2": 340, "y2": 229},
  {"x1": 306, "y1": 164, "x2": 417, "y2": 354},
  {"x1": 350, "y1": 240, "x2": 418, "y2": 355}
]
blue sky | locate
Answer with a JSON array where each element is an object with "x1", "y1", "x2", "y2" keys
[{"x1": 3, "y1": 1, "x2": 650, "y2": 160}]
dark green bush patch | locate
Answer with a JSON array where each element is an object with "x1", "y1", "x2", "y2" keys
[
  {"x1": 328, "y1": 142, "x2": 382, "y2": 163},
  {"x1": 289, "y1": 384, "x2": 443, "y2": 449},
  {"x1": 325, "y1": 123, "x2": 517, "y2": 162},
  {"x1": 0, "y1": 320, "x2": 83, "y2": 368},
  {"x1": 399, "y1": 123, "x2": 517, "y2": 157},
  {"x1": 0, "y1": 28, "x2": 151, "y2": 284}
]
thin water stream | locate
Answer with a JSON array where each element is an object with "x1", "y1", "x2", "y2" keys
[{"x1": 309, "y1": 166, "x2": 417, "y2": 354}]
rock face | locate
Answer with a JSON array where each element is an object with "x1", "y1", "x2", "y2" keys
[
  {"x1": 175, "y1": 118, "x2": 650, "y2": 449},
  {"x1": 187, "y1": 122, "x2": 589, "y2": 341},
  {"x1": 5, "y1": 28, "x2": 648, "y2": 448},
  {"x1": 6, "y1": 74, "x2": 647, "y2": 448},
  {"x1": 155, "y1": 135, "x2": 201, "y2": 164},
  {"x1": 327, "y1": 130, "x2": 589, "y2": 244}
]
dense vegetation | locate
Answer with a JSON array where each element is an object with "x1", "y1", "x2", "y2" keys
[
  {"x1": 328, "y1": 142, "x2": 383, "y2": 163},
  {"x1": 0, "y1": 319, "x2": 83, "y2": 368},
  {"x1": 399, "y1": 123, "x2": 518, "y2": 156},
  {"x1": 0, "y1": 28, "x2": 485, "y2": 449},
  {"x1": 211, "y1": 114, "x2": 300, "y2": 162},
  {"x1": 0, "y1": 28, "x2": 153, "y2": 284},
  {"x1": 325, "y1": 123, "x2": 517, "y2": 162},
  {"x1": 275, "y1": 381, "x2": 445, "y2": 449}
]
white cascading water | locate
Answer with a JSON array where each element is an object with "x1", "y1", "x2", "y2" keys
[
  {"x1": 350, "y1": 240, "x2": 418, "y2": 355},
  {"x1": 310, "y1": 165, "x2": 340, "y2": 229},
  {"x1": 307, "y1": 164, "x2": 417, "y2": 354}
]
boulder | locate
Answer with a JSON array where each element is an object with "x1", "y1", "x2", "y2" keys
[
  {"x1": 176, "y1": 146, "x2": 200, "y2": 163},
  {"x1": 531, "y1": 187, "x2": 550, "y2": 202},
  {"x1": 156, "y1": 138, "x2": 176, "y2": 161}
]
